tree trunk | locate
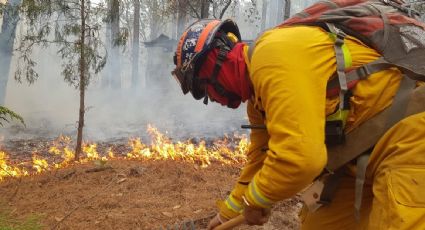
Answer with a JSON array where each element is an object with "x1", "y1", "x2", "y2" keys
[
  {"x1": 200, "y1": 0, "x2": 210, "y2": 18},
  {"x1": 0, "y1": 0, "x2": 22, "y2": 105},
  {"x1": 150, "y1": 0, "x2": 159, "y2": 40},
  {"x1": 75, "y1": 0, "x2": 86, "y2": 161},
  {"x1": 172, "y1": 10, "x2": 177, "y2": 39},
  {"x1": 145, "y1": 0, "x2": 160, "y2": 89},
  {"x1": 261, "y1": 0, "x2": 268, "y2": 31},
  {"x1": 110, "y1": 0, "x2": 121, "y2": 89},
  {"x1": 284, "y1": 0, "x2": 291, "y2": 21},
  {"x1": 102, "y1": 0, "x2": 112, "y2": 88},
  {"x1": 177, "y1": 0, "x2": 187, "y2": 39},
  {"x1": 276, "y1": 0, "x2": 284, "y2": 24},
  {"x1": 131, "y1": 0, "x2": 140, "y2": 88}
]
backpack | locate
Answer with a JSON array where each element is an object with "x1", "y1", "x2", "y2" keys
[
  {"x1": 247, "y1": 0, "x2": 425, "y2": 213},
  {"x1": 279, "y1": 0, "x2": 425, "y2": 81}
]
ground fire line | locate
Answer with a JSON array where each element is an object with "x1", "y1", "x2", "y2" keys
[
  {"x1": 0, "y1": 124, "x2": 248, "y2": 181},
  {"x1": 0, "y1": 125, "x2": 302, "y2": 229}
]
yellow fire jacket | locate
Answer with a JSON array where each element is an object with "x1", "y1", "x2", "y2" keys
[{"x1": 219, "y1": 25, "x2": 402, "y2": 218}]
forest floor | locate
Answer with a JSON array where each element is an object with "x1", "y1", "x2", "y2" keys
[{"x1": 0, "y1": 139, "x2": 302, "y2": 230}]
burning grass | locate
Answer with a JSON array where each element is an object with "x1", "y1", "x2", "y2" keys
[
  {"x1": 0, "y1": 125, "x2": 302, "y2": 229},
  {"x1": 0, "y1": 124, "x2": 248, "y2": 181}
]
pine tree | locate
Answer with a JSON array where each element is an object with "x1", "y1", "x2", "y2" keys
[{"x1": 16, "y1": 0, "x2": 125, "y2": 160}]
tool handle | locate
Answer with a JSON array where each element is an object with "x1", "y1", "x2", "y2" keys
[{"x1": 213, "y1": 215, "x2": 245, "y2": 230}]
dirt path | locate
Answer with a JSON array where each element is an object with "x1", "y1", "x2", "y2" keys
[{"x1": 0, "y1": 160, "x2": 301, "y2": 230}]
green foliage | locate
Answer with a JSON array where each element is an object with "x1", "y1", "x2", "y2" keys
[
  {"x1": 166, "y1": 0, "x2": 235, "y2": 19},
  {"x1": 0, "y1": 106, "x2": 25, "y2": 127},
  {"x1": 0, "y1": 205, "x2": 43, "y2": 230},
  {"x1": 15, "y1": 0, "x2": 118, "y2": 88},
  {"x1": 114, "y1": 28, "x2": 129, "y2": 47},
  {"x1": 0, "y1": 3, "x2": 4, "y2": 15}
]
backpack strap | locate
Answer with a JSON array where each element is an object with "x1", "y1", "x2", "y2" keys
[
  {"x1": 326, "y1": 23, "x2": 350, "y2": 112},
  {"x1": 247, "y1": 31, "x2": 265, "y2": 63},
  {"x1": 247, "y1": 43, "x2": 255, "y2": 63},
  {"x1": 326, "y1": 57, "x2": 395, "y2": 96},
  {"x1": 321, "y1": 76, "x2": 418, "y2": 212},
  {"x1": 318, "y1": 167, "x2": 345, "y2": 205},
  {"x1": 354, "y1": 153, "x2": 370, "y2": 220},
  {"x1": 324, "y1": 23, "x2": 354, "y2": 146},
  {"x1": 351, "y1": 76, "x2": 415, "y2": 220},
  {"x1": 326, "y1": 75, "x2": 418, "y2": 172}
]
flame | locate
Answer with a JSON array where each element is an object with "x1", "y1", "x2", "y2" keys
[
  {"x1": 83, "y1": 143, "x2": 100, "y2": 160},
  {"x1": 107, "y1": 148, "x2": 115, "y2": 159},
  {"x1": 0, "y1": 151, "x2": 29, "y2": 180},
  {"x1": 32, "y1": 155, "x2": 49, "y2": 173},
  {"x1": 0, "y1": 125, "x2": 248, "y2": 181}
]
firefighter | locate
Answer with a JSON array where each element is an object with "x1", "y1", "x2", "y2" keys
[{"x1": 171, "y1": 18, "x2": 425, "y2": 229}]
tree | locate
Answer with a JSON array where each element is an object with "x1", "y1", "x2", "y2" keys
[
  {"x1": 144, "y1": 0, "x2": 167, "y2": 40},
  {"x1": 284, "y1": 0, "x2": 291, "y2": 21},
  {"x1": 16, "y1": 0, "x2": 122, "y2": 160},
  {"x1": 110, "y1": 0, "x2": 121, "y2": 89},
  {"x1": 102, "y1": 0, "x2": 112, "y2": 88},
  {"x1": 0, "y1": 0, "x2": 22, "y2": 105},
  {"x1": 243, "y1": 0, "x2": 261, "y2": 29},
  {"x1": 101, "y1": 0, "x2": 127, "y2": 89},
  {"x1": 261, "y1": 0, "x2": 268, "y2": 31},
  {"x1": 131, "y1": 0, "x2": 140, "y2": 88},
  {"x1": 168, "y1": 0, "x2": 234, "y2": 20},
  {"x1": 200, "y1": 0, "x2": 210, "y2": 18}
]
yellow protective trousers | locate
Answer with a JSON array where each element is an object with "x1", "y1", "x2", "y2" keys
[{"x1": 301, "y1": 112, "x2": 425, "y2": 230}]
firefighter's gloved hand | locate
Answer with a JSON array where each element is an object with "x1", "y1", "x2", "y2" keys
[
  {"x1": 243, "y1": 198, "x2": 271, "y2": 225},
  {"x1": 207, "y1": 213, "x2": 228, "y2": 230}
]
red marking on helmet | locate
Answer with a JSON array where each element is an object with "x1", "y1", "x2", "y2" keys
[
  {"x1": 194, "y1": 20, "x2": 220, "y2": 53},
  {"x1": 176, "y1": 30, "x2": 189, "y2": 66}
]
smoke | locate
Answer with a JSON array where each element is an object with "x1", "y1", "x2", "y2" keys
[
  {"x1": 1, "y1": 42, "x2": 248, "y2": 141},
  {"x1": 0, "y1": 1, "x2": 289, "y2": 142}
]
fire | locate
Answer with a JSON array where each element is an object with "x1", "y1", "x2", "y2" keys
[
  {"x1": 0, "y1": 125, "x2": 248, "y2": 181},
  {"x1": 0, "y1": 151, "x2": 29, "y2": 180},
  {"x1": 83, "y1": 144, "x2": 101, "y2": 160},
  {"x1": 32, "y1": 155, "x2": 49, "y2": 173},
  {"x1": 126, "y1": 125, "x2": 247, "y2": 167},
  {"x1": 48, "y1": 135, "x2": 75, "y2": 168}
]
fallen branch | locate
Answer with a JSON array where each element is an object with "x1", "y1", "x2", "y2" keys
[
  {"x1": 85, "y1": 166, "x2": 113, "y2": 173},
  {"x1": 56, "y1": 169, "x2": 76, "y2": 179}
]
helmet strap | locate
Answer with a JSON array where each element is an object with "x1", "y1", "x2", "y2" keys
[{"x1": 202, "y1": 42, "x2": 242, "y2": 107}]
